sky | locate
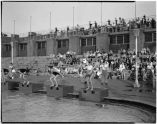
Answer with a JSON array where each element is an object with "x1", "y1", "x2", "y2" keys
[{"x1": 2, "y1": 1, "x2": 156, "y2": 36}]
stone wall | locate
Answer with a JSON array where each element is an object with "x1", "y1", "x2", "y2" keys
[
  {"x1": 1, "y1": 56, "x2": 53, "y2": 72},
  {"x1": 96, "y1": 33, "x2": 110, "y2": 52},
  {"x1": 27, "y1": 39, "x2": 35, "y2": 57},
  {"x1": 69, "y1": 36, "x2": 80, "y2": 54},
  {"x1": 46, "y1": 38, "x2": 55, "y2": 56}
]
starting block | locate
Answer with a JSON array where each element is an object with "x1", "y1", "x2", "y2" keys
[
  {"x1": 2, "y1": 81, "x2": 19, "y2": 91},
  {"x1": 79, "y1": 88, "x2": 108, "y2": 102},
  {"x1": 46, "y1": 85, "x2": 74, "y2": 98},
  {"x1": 19, "y1": 83, "x2": 44, "y2": 94}
]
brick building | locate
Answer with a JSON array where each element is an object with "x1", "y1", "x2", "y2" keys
[{"x1": 1, "y1": 27, "x2": 156, "y2": 58}]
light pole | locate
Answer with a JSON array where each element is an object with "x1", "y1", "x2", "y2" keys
[
  {"x1": 133, "y1": 1, "x2": 140, "y2": 88},
  {"x1": 134, "y1": 29, "x2": 140, "y2": 88},
  {"x1": 101, "y1": 2, "x2": 102, "y2": 26},
  {"x1": 50, "y1": 12, "x2": 52, "y2": 31},
  {"x1": 30, "y1": 16, "x2": 32, "y2": 35},
  {"x1": 11, "y1": 40, "x2": 14, "y2": 63},
  {"x1": 73, "y1": 6, "x2": 75, "y2": 35},
  {"x1": 11, "y1": 20, "x2": 15, "y2": 64}
]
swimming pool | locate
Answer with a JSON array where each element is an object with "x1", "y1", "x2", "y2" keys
[{"x1": 2, "y1": 90, "x2": 155, "y2": 122}]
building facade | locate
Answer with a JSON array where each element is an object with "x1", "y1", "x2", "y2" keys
[{"x1": 1, "y1": 27, "x2": 156, "y2": 57}]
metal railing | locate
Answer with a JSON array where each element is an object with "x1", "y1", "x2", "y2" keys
[{"x1": 2, "y1": 15, "x2": 156, "y2": 42}]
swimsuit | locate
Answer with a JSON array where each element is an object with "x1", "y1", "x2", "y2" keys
[
  {"x1": 52, "y1": 71, "x2": 60, "y2": 76},
  {"x1": 51, "y1": 67, "x2": 61, "y2": 76},
  {"x1": 85, "y1": 65, "x2": 93, "y2": 77}
]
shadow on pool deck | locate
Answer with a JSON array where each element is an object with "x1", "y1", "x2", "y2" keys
[{"x1": 105, "y1": 79, "x2": 156, "y2": 107}]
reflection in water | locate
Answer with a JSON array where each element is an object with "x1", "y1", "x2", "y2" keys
[{"x1": 2, "y1": 90, "x2": 152, "y2": 122}]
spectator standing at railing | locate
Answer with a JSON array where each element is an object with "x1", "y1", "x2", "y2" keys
[
  {"x1": 115, "y1": 18, "x2": 118, "y2": 25},
  {"x1": 95, "y1": 21, "x2": 97, "y2": 28},
  {"x1": 54, "y1": 27, "x2": 58, "y2": 37},
  {"x1": 144, "y1": 17, "x2": 147, "y2": 27},
  {"x1": 151, "y1": 18, "x2": 156, "y2": 28},
  {"x1": 67, "y1": 26, "x2": 69, "y2": 32},
  {"x1": 89, "y1": 21, "x2": 92, "y2": 29},
  {"x1": 146, "y1": 18, "x2": 150, "y2": 27},
  {"x1": 107, "y1": 20, "x2": 111, "y2": 26},
  {"x1": 112, "y1": 22, "x2": 116, "y2": 32}
]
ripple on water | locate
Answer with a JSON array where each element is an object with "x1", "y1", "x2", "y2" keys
[{"x1": 2, "y1": 90, "x2": 155, "y2": 122}]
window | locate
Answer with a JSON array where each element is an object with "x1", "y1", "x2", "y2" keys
[
  {"x1": 58, "y1": 40, "x2": 61, "y2": 48},
  {"x1": 38, "y1": 42, "x2": 41, "y2": 49},
  {"x1": 47, "y1": 34, "x2": 50, "y2": 38},
  {"x1": 110, "y1": 35, "x2": 116, "y2": 44},
  {"x1": 6, "y1": 45, "x2": 11, "y2": 51},
  {"x1": 24, "y1": 44, "x2": 27, "y2": 50},
  {"x1": 93, "y1": 37, "x2": 96, "y2": 46},
  {"x1": 62, "y1": 40, "x2": 66, "y2": 47},
  {"x1": 20, "y1": 44, "x2": 23, "y2": 50},
  {"x1": 19, "y1": 44, "x2": 27, "y2": 51},
  {"x1": 145, "y1": 32, "x2": 152, "y2": 42},
  {"x1": 81, "y1": 38, "x2": 86, "y2": 46},
  {"x1": 42, "y1": 42, "x2": 46, "y2": 49},
  {"x1": 87, "y1": 37, "x2": 92, "y2": 46},
  {"x1": 37, "y1": 42, "x2": 46, "y2": 49},
  {"x1": 153, "y1": 32, "x2": 156, "y2": 42},
  {"x1": 117, "y1": 35, "x2": 123, "y2": 44},
  {"x1": 124, "y1": 34, "x2": 129, "y2": 43}
]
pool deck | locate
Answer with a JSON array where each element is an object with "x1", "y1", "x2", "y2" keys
[
  {"x1": 4, "y1": 74, "x2": 156, "y2": 107},
  {"x1": 105, "y1": 79, "x2": 156, "y2": 107}
]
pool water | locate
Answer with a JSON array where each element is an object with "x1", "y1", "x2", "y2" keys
[{"x1": 2, "y1": 90, "x2": 154, "y2": 122}]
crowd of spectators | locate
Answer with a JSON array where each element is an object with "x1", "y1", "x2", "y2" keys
[
  {"x1": 88, "y1": 48, "x2": 155, "y2": 91},
  {"x1": 51, "y1": 47, "x2": 156, "y2": 92},
  {"x1": 55, "y1": 15, "x2": 156, "y2": 37}
]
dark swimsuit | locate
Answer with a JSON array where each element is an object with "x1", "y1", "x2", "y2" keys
[
  {"x1": 19, "y1": 68, "x2": 30, "y2": 74},
  {"x1": 52, "y1": 71, "x2": 60, "y2": 76},
  {"x1": 48, "y1": 66, "x2": 60, "y2": 76},
  {"x1": 48, "y1": 65, "x2": 53, "y2": 68}
]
